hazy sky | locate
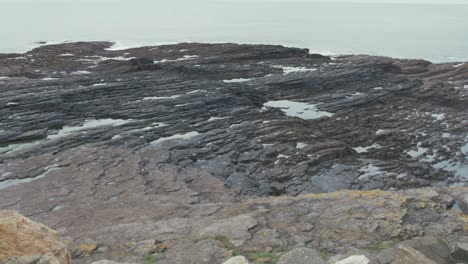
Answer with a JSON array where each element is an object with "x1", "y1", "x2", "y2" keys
[
  {"x1": 1, "y1": 0, "x2": 467, "y2": 62},
  {"x1": 0, "y1": 0, "x2": 467, "y2": 3},
  {"x1": 239, "y1": 0, "x2": 468, "y2": 3},
  {"x1": 277, "y1": 0, "x2": 468, "y2": 3}
]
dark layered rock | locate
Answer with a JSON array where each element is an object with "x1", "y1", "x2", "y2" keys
[{"x1": 0, "y1": 42, "x2": 467, "y2": 263}]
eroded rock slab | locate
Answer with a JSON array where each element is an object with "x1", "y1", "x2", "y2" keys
[{"x1": 0, "y1": 42, "x2": 467, "y2": 263}]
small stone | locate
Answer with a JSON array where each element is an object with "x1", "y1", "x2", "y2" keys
[
  {"x1": 37, "y1": 253, "x2": 62, "y2": 264},
  {"x1": 133, "y1": 240, "x2": 157, "y2": 255},
  {"x1": 416, "y1": 202, "x2": 427, "y2": 209},
  {"x1": 156, "y1": 242, "x2": 168, "y2": 253},
  {"x1": 223, "y1": 256, "x2": 250, "y2": 264},
  {"x1": 335, "y1": 255, "x2": 369, "y2": 264},
  {"x1": 73, "y1": 243, "x2": 98, "y2": 257},
  {"x1": 278, "y1": 247, "x2": 326, "y2": 264},
  {"x1": 327, "y1": 248, "x2": 370, "y2": 264}
]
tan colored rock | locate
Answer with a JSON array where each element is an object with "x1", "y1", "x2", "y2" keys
[{"x1": 0, "y1": 211, "x2": 71, "y2": 264}]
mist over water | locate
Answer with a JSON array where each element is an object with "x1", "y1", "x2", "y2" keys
[{"x1": 1, "y1": 0, "x2": 468, "y2": 62}]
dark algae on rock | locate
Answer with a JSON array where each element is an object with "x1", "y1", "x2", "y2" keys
[{"x1": 0, "y1": 42, "x2": 467, "y2": 263}]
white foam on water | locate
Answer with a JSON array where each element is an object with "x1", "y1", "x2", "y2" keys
[
  {"x1": 462, "y1": 139, "x2": 468, "y2": 155},
  {"x1": 373, "y1": 87, "x2": 383, "y2": 90},
  {"x1": 154, "y1": 55, "x2": 199, "y2": 63},
  {"x1": 272, "y1": 65, "x2": 317, "y2": 74},
  {"x1": 91, "y1": 83, "x2": 108, "y2": 87},
  {"x1": 150, "y1": 131, "x2": 200, "y2": 145},
  {"x1": 59, "y1": 53, "x2": 74, "y2": 57},
  {"x1": 433, "y1": 160, "x2": 468, "y2": 178},
  {"x1": 71, "y1": 70, "x2": 92, "y2": 75},
  {"x1": 0, "y1": 141, "x2": 43, "y2": 155},
  {"x1": 454, "y1": 63, "x2": 465, "y2": 68},
  {"x1": 358, "y1": 164, "x2": 383, "y2": 180},
  {"x1": 308, "y1": 49, "x2": 340, "y2": 56},
  {"x1": 406, "y1": 146, "x2": 428, "y2": 158},
  {"x1": 187, "y1": 89, "x2": 206, "y2": 94},
  {"x1": 296, "y1": 142, "x2": 308, "y2": 149},
  {"x1": 0, "y1": 77, "x2": 10, "y2": 80},
  {"x1": 6, "y1": 102, "x2": 19, "y2": 106},
  {"x1": 264, "y1": 100, "x2": 334, "y2": 120},
  {"x1": 98, "y1": 56, "x2": 135, "y2": 61},
  {"x1": 0, "y1": 165, "x2": 60, "y2": 190},
  {"x1": 353, "y1": 143, "x2": 382, "y2": 153},
  {"x1": 41, "y1": 77, "x2": 59, "y2": 81},
  {"x1": 208, "y1": 117, "x2": 226, "y2": 121},
  {"x1": 275, "y1": 154, "x2": 290, "y2": 165},
  {"x1": 0, "y1": 172, "x2": 13, "y2": 181},
  {"x1": 430, "y1": 113, "x2": 446, "y2": 121},
  {"x1": 141, "y1": 122, "x2": 168, "y2": 131},
  {"x1": 142, "y1": 95, "x2": 181, "y2": 100},
  {"x1": 223, "y1": 78, "x2": 255, "y2": 83},
  {"x1": 78, "y1": 56, "x2": 135, "y2": 65},
  {"x1": 376, "y1": 129, "x2": 389, "y2": 136},
  {"x1": 182, "y1": 55, "x2": 198, "y2": 59},
  {"x1": 347, "y1": 92, "x2": 365, "y2": 99},
  {"x1": 106, "y1": 41, "x2": 177, "y2": 51},
  {"x1": 48, "y1": 118, "x2": 132, "y2": 140},
  {"x1": 111, "y1": 135, "x2": 122, "y2": 140}
]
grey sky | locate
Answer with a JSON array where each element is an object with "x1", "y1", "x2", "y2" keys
[
  {"x1": 1, "y1": 0, "x2": 467, "y2": 3},
  {"x1": 241, "y1": 0, "x2": 468, "y2": 3}
]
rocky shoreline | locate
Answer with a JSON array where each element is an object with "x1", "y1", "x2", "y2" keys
[{"x1": 0, "y1": 42, "x2": 467, "y2": 263}]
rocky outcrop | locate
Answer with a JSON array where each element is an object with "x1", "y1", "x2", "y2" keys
[
  {"x1": 0, "y1": 211, "x2": 71, "y2": 264},
  {"x1": 0, "y1": 42, "x2": 467, "y2": 263}
]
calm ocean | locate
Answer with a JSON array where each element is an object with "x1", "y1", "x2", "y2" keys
[{"x1": 1, "y1": 0, "x2": 467, "y2": 62}]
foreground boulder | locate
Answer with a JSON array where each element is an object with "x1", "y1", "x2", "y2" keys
[{"x1": 0, "y1": 211, "x2": 71, "y2": 264}]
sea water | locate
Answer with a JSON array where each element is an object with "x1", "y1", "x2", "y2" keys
[{"x1": 0, "y1": 0, "x2": 467, "y2": 62}]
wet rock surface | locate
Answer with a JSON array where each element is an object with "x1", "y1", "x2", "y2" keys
[{"x1": 0, "y1": 42, "x2": 467, "y2": 263}]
